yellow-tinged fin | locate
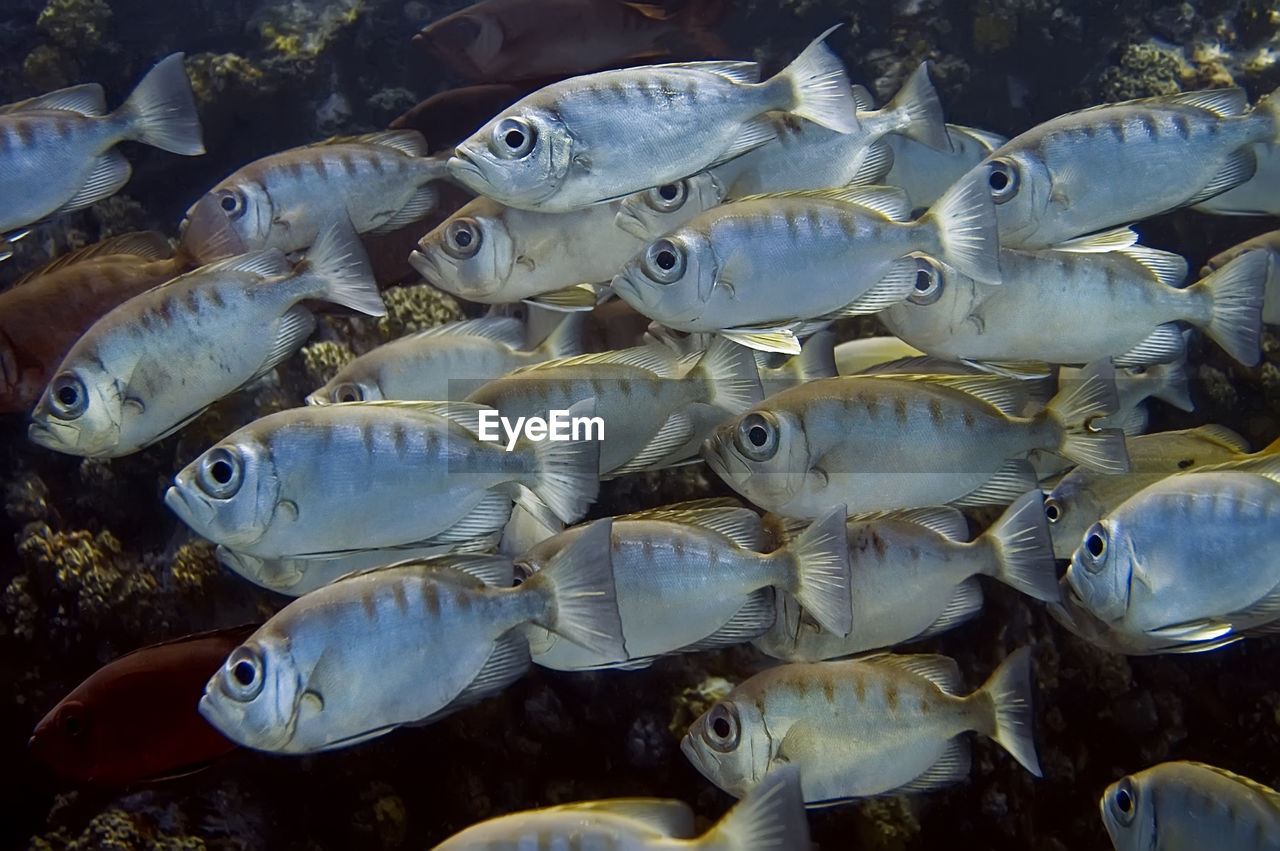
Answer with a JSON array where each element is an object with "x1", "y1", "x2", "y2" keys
[
  {"x1": 617, "y1": 503, "x2": 764, "y2": 551},
  {"x1": 1185, "y1": 424, "x2": 1252, "y2": 454},
  {"x1": 402, "y1": 316, "x2": 525, "y2": 348},
  {"x1": 542, "y1": 799, "x2": 695, "y2": 837},
  {"x1": 721, "y1": 327, "x2": 802, "y2": 355},
  {"x1": 1180, "y1": 762, "x2": 1280, "y2": 806},
  {"x1": 0, "y1": 82, "x2": 105, "y2": 116},
  {"x1": 511, "y1": 342, "x2": 679, "y2": 377},
  {"x1": 526, "y1": 283, "x2": 602, "y2": 312},
  {"x1": 1116, "y1": 245, "x2": 1188, "y2": 287},
  {"x1": 915, "y1": 578, "x2": 984, "y2": 640},
  {"x1": 1167, "y1": 87, "x2": 1249, "y2": 117},
  {"x1": 315, "y1": 129, "x2": 429, "y2": 158},
  {"x1": 701, "y1": 763, "x2": 810, "y2": 850},
  {"x1": 775, "y1": 25, "x2": 859, "y2": 135},
  {"x1": 342, "y1": 399, "x2": 496, "y2": 436},
  {"x1": 621, "y1": 1, "x2": 673, "y2": 21},
  {"x1": 733, "y1": 185, "x2": 912, "y2": 222},
  {"x1": 865, "y1": 653, "x2": 964, "y2": 694},
  {"x1": 650, "y1": 60, "x2": 760, "y2": 84},
  {"x1": 866, "y1": 372, "x2": 1028, "y2": 417},
  {"x1": 1049, "y1": 226, "x2": 1139, "y2": 253},
  {"x1": 13, "y1": 231, "x2": 172, "y2": 286}
]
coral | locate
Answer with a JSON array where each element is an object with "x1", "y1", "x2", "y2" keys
[
  {"x1": 253, "y1": 0, "x2": 363, "y2": 60},
  {"x1": 972, "y1": 2, "x2": 1016, "y2": 54},
  {"x1": 30, "y1": 796, "x2": 209, "y2": 850},
  {"x1": 183, "y1": 52, "x2": 267, "y2": 106},
  {"x1": 22, "y1": 44, "x2": 73, "y2": 91},
  {"x1": 91, "y1": 195, "x2": 150, "y2": 239},
  {"x1": 2, "y1": 574, "x2": 39, "y2": 641},
  {"x1": 36, "y1": 0, "x2": 111, "y2": 50},
  {"x1": 376, "y1": 283, "x2": 464, "y2": 340},
  {"x1": 353, "y1": 782, "x2": 408, "y2": 848},
  {"x1": 168, "y1": 541, "x2": 220, "y2": 598},
  {"x1": 300, "y1": 340, "x2": 355, "y2": 387},
  {"x1": 1098, "y1": 41, "x2": 1188, "y2": 101},
  {"x1": 854, "y1": 796, "x2": 921, "y2": 850},
  {"x1": 666, "y1": 675, "x2": 733, "y2": 738},
  {"x1": 5, "y1": 472, "x2": 51, "y2": 525}
]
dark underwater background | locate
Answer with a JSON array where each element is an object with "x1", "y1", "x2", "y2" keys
[{"x1": 2, "y1": 0, "x2": 1280, "y2": 848}]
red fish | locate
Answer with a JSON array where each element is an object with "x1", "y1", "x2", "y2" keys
[
  {"x1": 390, "y1": 83, "x2": 545, "y2": 152},
  {"x1": 414, "y1": 0, "x2": 728, "y2": 83},
  {"x1": 28, "y1": 624, "x2": 257, "y2": 785},
  {"x1": 0, "y1": 232, "x2": 189, "y2": 414}
]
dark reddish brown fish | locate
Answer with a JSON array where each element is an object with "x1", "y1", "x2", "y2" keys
[
  {"x1": 414, "y1": 0, "x2": 727, "y2": 83},
  {"x1": 0, "y1": 232, "x2": 188, "y2": 415},
  {"x1": 390, "y1": 83, "x2": 545, "y2": 152},
  {"x1": 28, "y1": 624, "x2": 258, "y2": 785}
]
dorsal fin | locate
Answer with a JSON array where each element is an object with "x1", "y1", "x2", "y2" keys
[
  {"x1": 196, "y1": 248, "x2": 293, "y2": 281},
  {"x1": 343, "y1": 400, "x2": 495, "y2": 437},
  {"x1": 0, "y1": 83, "x2": 105, "y2": 116},
  {"x1": 627, "y1": 506, "x2": 765, "y2": 551},
  {"x1": 1050, "y1": 226, "x2": 1138, "y2": 253},
  {"x1": 511, "y1": 343, "x2": 679, "y2": 377},
  {"x1": 851, "y1": 84, "x2": 875, "y2": 111},
  {"x1": 736, "y1": 185, "x2": 912, "y2": 222},
  {"x1": 403, "y1": 316, "x2": 525, "y2": 348},
  {"x1": 1120, "y1": 245, "x2": 1189, "y2": 288},
  {"x1": 1184, "y1": 424, "x2": 1251, "y2": 454},
  {"x1": 866, "y1": 373, "x2": 1027, "y2": 418},
  {"x1": 1182, "y1": 762, "x2": 1280, "y2": 807},
  {"x1": 1166, "y1": 88, "x2": 1249, "y2": 117},
  {"x1": 541, "y1": 800, "x2": 695, "y2": 837},
  {"x1": 648, "y1": 60, "x2": 760, "y2": 84},
  {"x1": 315, "y1": 129, "x2": 428, "y2": 157},
  {"x1": 865, "y1": 653, "x2": 965, "y2": 695},
  {"x1": 13, "y1": 231, "x2": 173, "y2": 286}
]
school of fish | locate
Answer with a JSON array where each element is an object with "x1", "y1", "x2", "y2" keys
[{"x1": 5, "y1": 5, "x2": 1280, "y2": 847}]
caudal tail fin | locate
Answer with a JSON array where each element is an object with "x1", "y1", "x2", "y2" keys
[
  {"x1": 883, "y1": 62, "x2": 951, "y2": 151},
  {"x1": 980, "y1": 490, "x2": 1059, "y2": 603},
  {"x1": 975, "y1": 646, "x2": 1042, "y2": 777},
  {"x1": 1194, "y1": 249, "x2": 1267, "y2": 366},
  {"x1": 523, "y1": 518, "x2": 626, "y2": 660},
  {"x1": 119, "y1": 53, "x2": 205, "y2": 155},
  {"x1": 701, "y1": 764, "x2": 811, "y2": 850},
  {"x1": 775, "y1": 26, "x2": 860, "y2": 134},
  {"x1": 773, "y1": 506, "x2": 852, "y2": 637},
  {"x1": 920, "y1": 175, "x2": 1002, "y2": 285},
  {"x1": 1045, "y1": 359, "x2": 1130, "y2": 474},
  {"x1": 304, "y1": 220, "x2": 387, "y2": 317}
]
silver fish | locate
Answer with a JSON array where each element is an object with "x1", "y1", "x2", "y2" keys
[
  {"x1": 1065, "y1": 454, "x2": 1280, "y2": 651},
  {"x1": 409, "y1": 195, "x2": 643, "y2": 308},
  {"x1": 519, "y1": 503, "x2": 851, "y2": 670},
  {"x1": 1102, "y1": 761, "x2": 1280, "y2": 851},
  {"x1": 28, "y1": 223, "x2": 385, "y2": 458},
  {"x1": 181, "y1": 131, "x2": 446, "y2": 262},
  {"x1": 1194, "y1": 141, "x2": 1280, "y2": 216},
  {"x1": 164, "y1": 399, "x2": 599, "y2": 558},
  {"x1": 306, "y1": 315, "x2": 581, "y2": 405},
  {"x1": 702, "y1": 364, "x2": 1128, "y2": 518},
  {"x1": 1203, "y1": 232, "x2": 1280, "y2": 325},
  {"x1": 755, "y1": 490, "x2": 1058, "y2": 661},
  {"x1": 681, "y1": 648, "x2": 1041, "y2": 803},
  {"x1": 612, "y1": 180, "x2": 1000, "y2": 355},
  {"x1": 959, "y1": 88, "x2": 1280, "y2": 249},
  {"x1": 434, "y1": 763, "x2": 810, "y2": 851},
  {"x1": 0, "y1": 54, "x2": 204, "y2": 251},
  {"x1": 879, "y1": 237, "x2": 1267, "y2": 367},
  {"x1": 1044, "y1": 425, "x2": 1250, "y2": 558},
  {"x1": 884, "y1": 123, "x2": 1007, "y2": 210},
  {"x1": 447, "y1": 28, "x2": 860, "y2": 212},
  {"x1": 199, "y1": 530, "x2": 623, "y2": 753},
  {"x1": 1064, "y1": 358, "x2": 1194, "y2": 437},
  {"x1": 466, "y1": 337, "x2": 761, "y2": 476}
]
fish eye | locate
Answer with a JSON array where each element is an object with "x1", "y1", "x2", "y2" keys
[
  {"x1": 512, "y1": 562, "x2": 535, "y2": 585},
  {"x1": 215, "y1": 188, "x2": 246, "y2": 219},
  {"x1": 1110, "y1": 778, "x2": 1137, "y2": 825},
  {"x1": 643, "y1": 239, "x2": 685, "y2": 284},
  {"x1": 332, "y1": 382, "x2": 363, "y2": 403},
  {"x1": 704, "y1": 702, "x2": 740, "y2": 752},
  {"x1": 1082, "y1": 523, "x2": 1108, "y2": 569},
  {"x1": 906, "y1": 257, "x2": 944, "y2": 305},
  {"x1": 644, "y1": 181, "x2": 687, "y2": 212},
  {"x1": 60, "y1": 703, "x2": 87, "y2": 738},
  {"x1": 224, "y1": 646, "x2": 265, "y2": 701},
  {"x1": 735, "y1": 412, "x2": 779, "y2": 462},
  {"x1": 48, "y1": 372, "x2": 88, "y2": 420},
  {"x1": 494, "y1": 117, "x2": 536, "y2": 158},
  {"x1": 198, "y1": 446, "x2": 244, "y2": 499},
  {"x1": 987, "y1": 159, "x2": 1020, "y2": 203},
  {"x1": 1043, "y1": 496, "x2": 1063, "y2": 524},
  {"x1": 443, "y1": 218, "x2": 482, "y2": 259}
]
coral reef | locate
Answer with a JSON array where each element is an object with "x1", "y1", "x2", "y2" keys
[{"x1": 376, "y1": 283, "x2": 464, "y2": 340}]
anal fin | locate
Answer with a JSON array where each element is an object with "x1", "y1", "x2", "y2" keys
[
  {"x1": 897, "y1": 738, "x2": 972, "y2": 793},
  {"x1": 953, "y1": 458, "x2": 1038, "y2": 507},
  {"x1": 53, "y1": 150, "x2": 131, "y2": 215}
]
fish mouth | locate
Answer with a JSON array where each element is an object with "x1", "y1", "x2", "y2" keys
[
  {"x1": 164, "y1": 485, "x2": 215, "y2": 529},
  {"x1": 614, "y1": 206, "x2": 650, "y2": 240},
  {"x1": 700, "y1": 435, "x2": 737, "y2": 481},
  {"x1": 407, "y1": 248, "x2": 442, "y2": 283},
  {"x1": 27, "y1": 419, "x2": 77, "y2": 453},
  {"x1": 446, "y1": 150, "x2": 488, "y2": 189},
  {"x1": 610, "y1": 271, "x2": 658, "y2": 312}
]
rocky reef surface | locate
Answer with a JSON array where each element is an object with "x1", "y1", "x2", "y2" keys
[{"x1": 2, "y1": 1, "x2": 1280, "y2": 849}]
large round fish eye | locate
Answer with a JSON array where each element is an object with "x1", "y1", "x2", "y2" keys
[
  {"x1": 986, "y1": 159, "x2": 1020, "y2": 203},
  {"x1": 642, "y1": 239, "x2": 685, "y2": 284},
  {"x1": 332, "y1": 382, "x2": 364, "y2": 403},
  {"x1": 704, "y1": 701, "x2": 741, "y2": 753},
  {"x1": 644, "y1": 181, "x2": 687, "y2": 212},
  {"x1": 49, "y1": 372, "x2": 88, "y2": 420},
  {"x1": 906, "y1": 256, "x2": 944, "y2": 305},
  {"x1": 60, "y1": 701, "x2": 88, "y2": 738},
  {"x1": 1043, "y1": 496, "x2": 1064, "y2": 525},
  {"x1": 224, "y1": 646, "x2": 265, "y2": 701},
  {"x1": 443, "y1": 218, "x2": 482, "y2": 260},
  {"x1": 1081, "y1": 523, "x2": 1108, "y2": 571},
  {"x1": 735, "y1": 412, "x2": 779, "y2": 462},
  {"x1": 1110, "y1": 778, "x2": 1137, "y2": 826},
  {"x1": 215, "y1": 188, "x2": 246, "y2": 219},
  {"x1": 198, "y1": 446, "x2": 244, "y2": 499},
  {"x1": 494, "y1": 117, "x2": 536, "y2": 159}
]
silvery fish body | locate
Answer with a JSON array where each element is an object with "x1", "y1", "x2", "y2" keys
[
  {"x1": 306, "y1": 316, "x2": 580, "y2": 405},
  {"x1": 164, "y1": 400, "x2": 598, "y2": 558},
  {"x1": 447, "y1": 30, "x2": 859, "y2": 212},
  {"x1": 961, "y1": 88, "x2": 1280, "y2": 249},
  {"x1": 1102, "y1": 761, "x2": 1280, "y2": 851},
  {"x1": 1063, "y1": 358, "x2": 1194, "y2": 437},
  {"x1": 1045, "y1": 425, "x2": 1250, "y2": 558},
  {"x1": 681, "y1": 649, "x2": 1041, "y2": 803},
  {"x1": 198, "y1": 532, "x2": 623, "y2": 753},
  {"x1": 884, "y1": 123, "x2": 1007, "y2": 209},
  {"x1": 180, "y1": 131, "x2": 445, "y2": 262},
  {"x1": 702, "y1": 367, "x2": 1127, "y2": 519},
  {"x1": 1066, "y1": 457, "x2": 1280, "y2": 649},
  {"x1": 434, "y1": 763, "x2": 810, "y2": 851},
  {"x1": 1195, "y1": 141, "x2": 1280, "y2": 216},
  {"x1": 612, "y1": 180, "x2": 999, "y2": 352},
  {"x1": 754, "y1": 491, "x2": 1058, "y2": 662},
  {"x1": 1203, "y1": 231, "x2": 1280, "y2": 325},
  {"x1": 880, "y1": 241, "x2": 1267, "y2": 368},
  {"x1": 409, "y1": 195, "x2": 644, "y2": 305},
  {"x1": 0, "y1": 54, "x2": 204, "y2": 244},
  {"x1": 27, "y1": 225, "x2": 386, "y2": 458},
  {"x1": 466, "y1": 338, "x2": 760, "y2": 476},
  {"x1": 519, "y1": 504, "x2": 851, "y2": 670}
]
